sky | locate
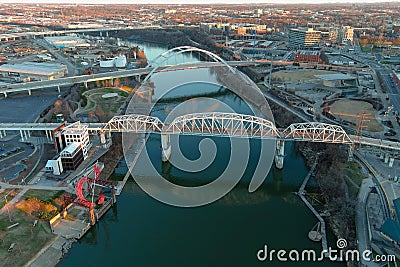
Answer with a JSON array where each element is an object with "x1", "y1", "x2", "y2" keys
[{"x1": 0, "y1": 0, "x2": 399, "y2": 4}]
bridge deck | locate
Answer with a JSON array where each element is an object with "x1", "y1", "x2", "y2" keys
[{"x1": 1, "y1": 116, "x2": 399, "y2": 151}]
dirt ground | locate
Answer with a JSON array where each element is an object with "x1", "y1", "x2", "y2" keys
[
  {"x1": 329, "y1": 99, "x2": 383, "y2": 132},
  {"x1": 272, "y1": 69, "x2": 339, "y2": 83}
]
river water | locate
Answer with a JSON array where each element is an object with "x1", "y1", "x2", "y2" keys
[{"x1": 58, "y1": 41, "x2": 344, "y2": 267}]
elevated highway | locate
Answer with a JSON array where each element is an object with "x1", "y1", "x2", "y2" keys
[{"x1": 0, "y1": 61, "x2": 258, "y2": 98}]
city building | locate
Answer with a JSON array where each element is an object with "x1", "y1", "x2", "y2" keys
[
  {"x1": 338, "y1": 26, "x2": 354, "y2": 45},
  {"x1": 0, "y1": 62, "x2": 68, "y2": 81},
  {"x1": 60, "y1": 142, "x2": 85, "y2": 171},
  {"x1": 293, "y1": 50, "x2": 321, "y2": 63},
  {"x1": 54, "y1": 121, "x2": 91, "y2": 159},
  {"x1": 380, "y1": 198, "x2": 400, "y2": 245},
  {"x1": 288, "y1": 28, "x2": 321, "y2": 49},
  {"x1": 45, "y1": 156, "x2": 64, "y2": 175}
]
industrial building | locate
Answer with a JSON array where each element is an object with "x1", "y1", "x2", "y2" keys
[
  {"x1": 45, "y1": 35, "x2": 90, "y2": 49},
  {"x1": 0, "y1": 62, "x2": 68, "y2": 81},
  {"x1": 100, "y1": 55, "x2": 127, "y2": 68},
  {"x1": 315, "y1": 73, "x2": 358, "y2": 88},
  {"x1": 288, "y1": 28, "x2": 321, "y2": 49}
]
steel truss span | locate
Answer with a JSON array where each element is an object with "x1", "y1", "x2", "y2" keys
[
  {"x1": 103, "y1": 114, "x2": 163, "y2": 133},
  {"x1": 166, "y1": 112, "x2": 280, "y2": 139},
  {"x1": 2, "y1": 112, "x2": 400, "y2": 151},
  {"x1": 283, "y1": 122, "x2": 353, "y2": 144}
]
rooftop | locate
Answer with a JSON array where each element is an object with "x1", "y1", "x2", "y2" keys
[
  {"x1": 61, "y1": 142, "x2": 81, "y2": 156},
  {"x1": 0, "y1": 62, "x2": 67, "y2": 76}
]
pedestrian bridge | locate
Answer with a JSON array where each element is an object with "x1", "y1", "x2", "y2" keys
[{"x1": 1, "y1": 112, "x2": 399, "y2": 151}]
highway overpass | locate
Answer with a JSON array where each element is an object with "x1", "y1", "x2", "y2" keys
[{"x1": 0, "y1": 61, "x2": 259, "y2": 98}]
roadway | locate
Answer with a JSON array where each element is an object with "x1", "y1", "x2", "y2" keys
[
  {"x1": 0, "y1": 25, "x2": 164, "y2": 42},
  {"x1": 33, "y1": 38, "x2": 79, "y2": 76},
  {"x1": 0, "y1": 61, "x2": 257, "y2": 98}
]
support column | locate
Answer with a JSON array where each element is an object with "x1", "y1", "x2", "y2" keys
[
  {"x1": 84, "y1": 81, "x2": 88, "y2": 89},
  {"x1": 385, "y1": 153, "x2": 389, "y2": 164},
  {"x1": 57, "y1": 85, "x2": 61, "y2": 93},
  {"x1": 389, "y1": 158, "x2": 395, "y2": 168},
  {"x1": 348, "y1": 145, "x2": 354, "y2": 162},
  {"x1": 2, "y1": 130, "x2": 6, "y2": 137},
  {"x1": 3, "y1": 92, "x2": 7, "y2": 98},
  {"x1": 109, "y1": 78, "x2": 114, "y2": 87},
  {"x1": 161, "y1": 134, "x2": 171, "y2": 162},
  {"x1": 20, "y1": 130, "x2": 25, "y2": 142},
  {"x1": 274, "y1": 140, "x2": 285, "y2": 169},
  {"x1": 28, "y1": 89, "x2": 31, "y2": 96},
  {"x1": 45, "y1": 130, "x2": 50, "y2": 141},
  {"x1": 0, "y1": 131, "x2": 2, "y2": 138},
  {"x1": 100, "y1": 131, "x2": 107, "y2": 148}
]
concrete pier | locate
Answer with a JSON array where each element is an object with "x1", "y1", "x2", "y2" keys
[
  {"x1": 274, "y1": 140, "x2": 285, "y2": 169},
  {"x1": 161, "y1": 133, "x2": 171, "y2": 162}
]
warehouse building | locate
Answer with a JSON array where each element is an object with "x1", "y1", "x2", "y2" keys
[
  {"x1": 45, "y1": 35, "x2": 90, "y2": 49},
  {"x1": 0, "y1": 62, "x2": 68, "y2": 81}
]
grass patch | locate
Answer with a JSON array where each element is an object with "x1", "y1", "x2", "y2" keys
[
  {"x1": 23, "y1": 189, "x2": 63, "y2": 202},
  {"x1": 346, "y1": 162, "x2": 367, "y2": 187},
  {"x1": 0, "y1": 209, "x2": 55, "y2": 267}
]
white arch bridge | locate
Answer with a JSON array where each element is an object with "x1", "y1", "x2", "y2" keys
[{"x1": 1, "y1": 112, "x2": 399, "y2": 168}]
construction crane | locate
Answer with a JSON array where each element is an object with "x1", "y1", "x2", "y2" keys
[{"x1": 326, "y1": 110, "x2": 375, "y2": 139}]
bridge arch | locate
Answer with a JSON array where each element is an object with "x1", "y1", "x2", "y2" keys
[
  {"x1": 166, "y1": 112, "x2": 280, "y2": 139},
  {"x1": 143, "y1": 46, "x2": 235, "y2": 83},
  {"x1": 283, "y1": 122, "x2": 352, "y2": 144}
]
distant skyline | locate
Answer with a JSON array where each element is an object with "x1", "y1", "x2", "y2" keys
[{"x1": 0, "y1": 0, "x2": 399, "y2": 4}]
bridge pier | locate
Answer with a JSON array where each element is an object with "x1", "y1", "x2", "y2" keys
[
  {"x1": 84, "y1": 81, "x2": 88, "y2": 89},
  {"x1": 109, "y1": 78, "x2": 114, "y2": 87},
  {"x1": 3, "y1": 92, "x2": 7, "y2": 98},
  {"x1": 20, "y1": 130, "x2": 25, "y2": 142},
  {"x1": 385, "y1": 153, "x2": 389, "y2": 164},
  {"x1": 161, "y1": 133, "x2": 171, "y2": 162},
  {"x1": 45, "y1": 130, "x2": 53, "y2": 142},
  {"x1": 57, "y1": 85, "x2": 61, "y2": 93},
  {"x1": 135, "y1": 75, "x2": 141, "y2": 83},
  {"x1": 27, "y1": 89, "x2": 31, "y2": 96},
  {"x1": 348, "y1": 145, "x2": 354, "y2": 161},
  {"x1": 274, "y1": 140, "x2": 285, "y2": 169},
  {"x1": 389, "y1": 158, "x2": 395, "y2": 168},
  {"x1": 100, "y1": 131, "x2": 112, "y2": 149}
]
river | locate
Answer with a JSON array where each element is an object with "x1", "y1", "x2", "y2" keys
[{"x1": 58, "y1": 41, "x2": 344, "y2": 267}]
